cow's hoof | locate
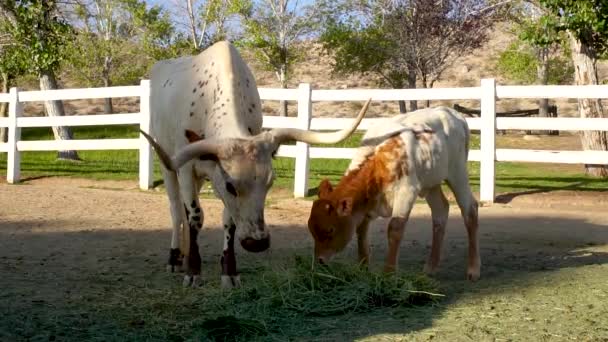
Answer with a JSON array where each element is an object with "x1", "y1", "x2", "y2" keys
[
  {"x1": 221, "y1": 275, "x2": 241, "y2": 289},
  {"x1": 466, "y1": 267, "x2": 480, "y2": 282},
  {"x1": 167, "y1": 248, "x2": 183, "y2": 273},
  {"x1": 182, "y1": 274, "x2": 202, "y2": 288},
  {"x1": 166, "y1": 264, "x2": 183, "y2": 273}
]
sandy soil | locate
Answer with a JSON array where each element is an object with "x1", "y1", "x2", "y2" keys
[
  {"x1": 1, "y1": 180, "x2": 608, "y2": 340},
  {"x1": 1, "y1": 179, "x2": 607, "y2": 280}
]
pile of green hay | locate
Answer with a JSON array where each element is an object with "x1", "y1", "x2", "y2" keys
[{"x1": 199, "y1": 255, "x2": 442, "y2": 341}]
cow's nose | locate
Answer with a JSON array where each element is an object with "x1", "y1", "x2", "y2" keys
[{"x1": 240, "y1": 236, "x2": 270, "y2": 253}]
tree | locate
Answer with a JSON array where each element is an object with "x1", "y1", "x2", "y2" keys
[
  {"x1": 240, "y1": 0, "x2": 317, "y2": 117},
  {"x1": 167, "y1": 0, "x2": 247, "y2": 51},
  {"x1": 320, "y1": 0, "x2": 503, "y2": 112},
  {"x1": 0, "y1": 17, "x2": 27, "y2": 142},
  {"x1": 535, "y1": 0, "x2": 608, "y2": 177},
  {"x1": 65, "y1": 0, "x2": 176, "y2": 113},
  {"x1": 0, "y1": 0, "x2": 79, "y2": 160}
]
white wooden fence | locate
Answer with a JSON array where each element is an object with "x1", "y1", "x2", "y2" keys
[{"x1": 1, "y1": 78, "x2": 608, "y2": 203}]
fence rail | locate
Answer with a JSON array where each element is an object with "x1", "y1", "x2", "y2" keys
[{"x1": 1, "y1": 78, "x2": 608, "y2": 203}]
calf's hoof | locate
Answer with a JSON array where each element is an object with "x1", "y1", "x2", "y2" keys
[
  {"x1": 423, "y1": 262, "x2": 439, "y2": 276},
  {"x1": 466, "y1": 267, "x2": 480, "y2": 282},
  {"x1": 221, "y1": 275, "x2": 241, "y2": 289},
  {"x1": 182, "y1": 274, "x2": 203, "y2": 288}
]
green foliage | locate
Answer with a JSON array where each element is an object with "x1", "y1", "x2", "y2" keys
[
  {"x1": 320, "y1": 19, "x2": 398, "y2": 85},
  {"x1": 63, "y1": 0, "x2": 183, "y2": 87},
  {"x1": 539, "y1": 0, "x2": 608, "y2": 58},
  {"x1": 203, "y1": 0, "x2": 252, "y2": 44},
  {"x1": 239, "y1": 0, "x2": 318, "y2": 86},
  {"x1": 496, "y1": 41, "x2": 573, "y2": 85},
  {"x1": 1, "y1": 0, "x2": 72, "y2": 75}
]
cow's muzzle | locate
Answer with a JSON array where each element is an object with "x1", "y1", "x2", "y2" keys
[{"x1": 240, "y1": 236, "x2": 270, "y2": 253}]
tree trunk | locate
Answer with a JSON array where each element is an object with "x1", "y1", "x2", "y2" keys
[
  {"x1": 398, "y1": 101, "x2": 407, "y2": 113},
  {"x1": 0, "y1": 72, "x2": 8, "y2": 143},
  {"x1": 103, "y1": 55, "x2": 113, "y2": 114},
  {"x1": 408, "y1": 67, "x2": 417, "y2": 111},
  {"x1": 536, "y1": 48, "x2": 556, "y2": 135},
  {"x1": 103, "y1": 76, "x2": 113, "y2": 114},
  {"x1": 279, "y1": 65, "x2": 288, "y2": 117},
  {"x1": 568, "y1": 33, "x2": 608, "y2": 177},
  {"x1": 39, "y1": 71, "x2": 80, "y2": 161}
]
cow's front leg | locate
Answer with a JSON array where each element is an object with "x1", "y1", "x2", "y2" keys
[
  {"x1": 220, "y1": 209, "x2": 241, "y2": 289},
  {"x1": 180, "y1": 174, "x2": 204, "y2": 288},
  {"x1": 181, "y1": 200, "x2": 204, "y2": 287}
]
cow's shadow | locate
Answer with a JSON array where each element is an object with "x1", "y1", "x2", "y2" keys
[{"x1": 1, "y1": 212, "x2": 608, "y2": 341}]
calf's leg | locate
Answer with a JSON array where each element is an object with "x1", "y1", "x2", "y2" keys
[
  {"x1": 384, "y1": 189, "x2": 417, "y2": 272},
  {"x1": 423, "y1": 186, "x2": 449, "y2": 275},
  {"x1": 447, "y1": 171, "x2": 481, "y2": 281},
  {"x1": 356, "y1": 218, "x2": 371, "y2": 266}
]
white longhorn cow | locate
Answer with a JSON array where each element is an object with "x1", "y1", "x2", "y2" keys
[{"x1": 141, "y1": 41, "x2": 370, "y2": 287}]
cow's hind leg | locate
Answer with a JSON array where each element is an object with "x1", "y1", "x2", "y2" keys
[
  {"x1": 447, "y1": 167, "x2": 480, "y2": 281},
  {"x1": 162, "y1": 167, "x2": 185, "y2": 273},
  {"x1": 423, "y1": 186, "x2": 449, "y2": 276},
  {"x1": 220, "y1": 209, "x2": 241, "y2": 289}
]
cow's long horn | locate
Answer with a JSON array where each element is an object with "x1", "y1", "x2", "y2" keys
[
  {"x1": 171, "y1": 140, "x2": 221, "y2": 168},
  {"x1": 269, "y1": 98, "x2": 371, "y2": 145},
  {"x1": 140, "y1": 130, "x2": 220, "y2": 170},
  {"x1": 140, "y1": 130, "x2": 178, "y2": 171}
]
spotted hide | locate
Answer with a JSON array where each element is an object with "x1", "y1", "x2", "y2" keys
[
  {"x1": 141, "y1": 41, "x2": 371, "y2": 288},
  {"x1": 307, "y1": 106, "x2": 481, "y2": 281}
]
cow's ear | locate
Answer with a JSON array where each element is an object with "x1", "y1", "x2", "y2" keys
[
  {"x1": 336, "y1": 197, "x2": 353, "y2": 216},
  {"x1": 185, "y1": 129, "x2": 203, "y2": 143},
  {"x1": 318, "y1": 179, "x2": 333, "y2": 199}
]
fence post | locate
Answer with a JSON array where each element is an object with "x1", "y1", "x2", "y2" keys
[
  {"x1": 139, "y1": 80, "x2": 153, "y2": 190},
  {"x1": 7, "y1": 87, "x2": 22, "y2": 184},
  {"x1": 480, "y1": 78, "x2": 496, "y2": 203},
  {"x1": 293, "y1": 83, "x2": 312, "y2": 198}
]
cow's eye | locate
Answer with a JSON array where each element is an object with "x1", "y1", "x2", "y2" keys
[{"x1": 226, "y1": 182, "x2": 237, "y2": 196}]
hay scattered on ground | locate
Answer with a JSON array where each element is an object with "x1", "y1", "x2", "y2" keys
[{"x1": 198, "y1": 255, "x2": 442, "y2": 341}]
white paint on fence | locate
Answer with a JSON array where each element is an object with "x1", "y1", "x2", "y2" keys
[
  {"x1": 2, "y1": 79, "x2": 608, "y2": 202},
  {"x1": 17, "y1": 113, "x2": 141, "y2": 127}
]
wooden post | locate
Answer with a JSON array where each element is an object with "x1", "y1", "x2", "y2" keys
[
  {"x1": 139, "y1": 80, "x2": 153, "y2": 190},
  {"x1": 294, "y1": 83, "x2": 311, "y2": 198},
  {"x1": 7, "y1": 87, "x2": 22, "y2": 184},
  {"x1": 480, "y1": 79, "x2": 496, "y2": 203}
]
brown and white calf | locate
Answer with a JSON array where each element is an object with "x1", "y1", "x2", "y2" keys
[{"x1": 307, "y1": 106, "x2": 481, "y2": 281}]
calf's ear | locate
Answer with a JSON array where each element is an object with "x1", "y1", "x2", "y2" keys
[
  {"x1": 318, "y1": 179, "x2": 333, "y2": 199},
  {"x1": 336, "y1": 197, "x2": 353, "y2": 216}
]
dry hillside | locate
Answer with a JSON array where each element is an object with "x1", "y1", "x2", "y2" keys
[{"x1": 20, "y1": 24, "x2": 608, "y2": 119}]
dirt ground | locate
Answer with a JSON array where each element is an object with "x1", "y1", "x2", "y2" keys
[{"x1": 1, "y1": 179, "x2": 608, "y2": 341}]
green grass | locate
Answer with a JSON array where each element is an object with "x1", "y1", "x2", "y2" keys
[{"x1": 1, "y1": 126, "x2": 607, "y2": 196}]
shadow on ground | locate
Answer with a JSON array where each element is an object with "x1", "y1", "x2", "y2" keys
[{"x1": 1, "y1": 209, "x2": 608, "y2": 341}]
